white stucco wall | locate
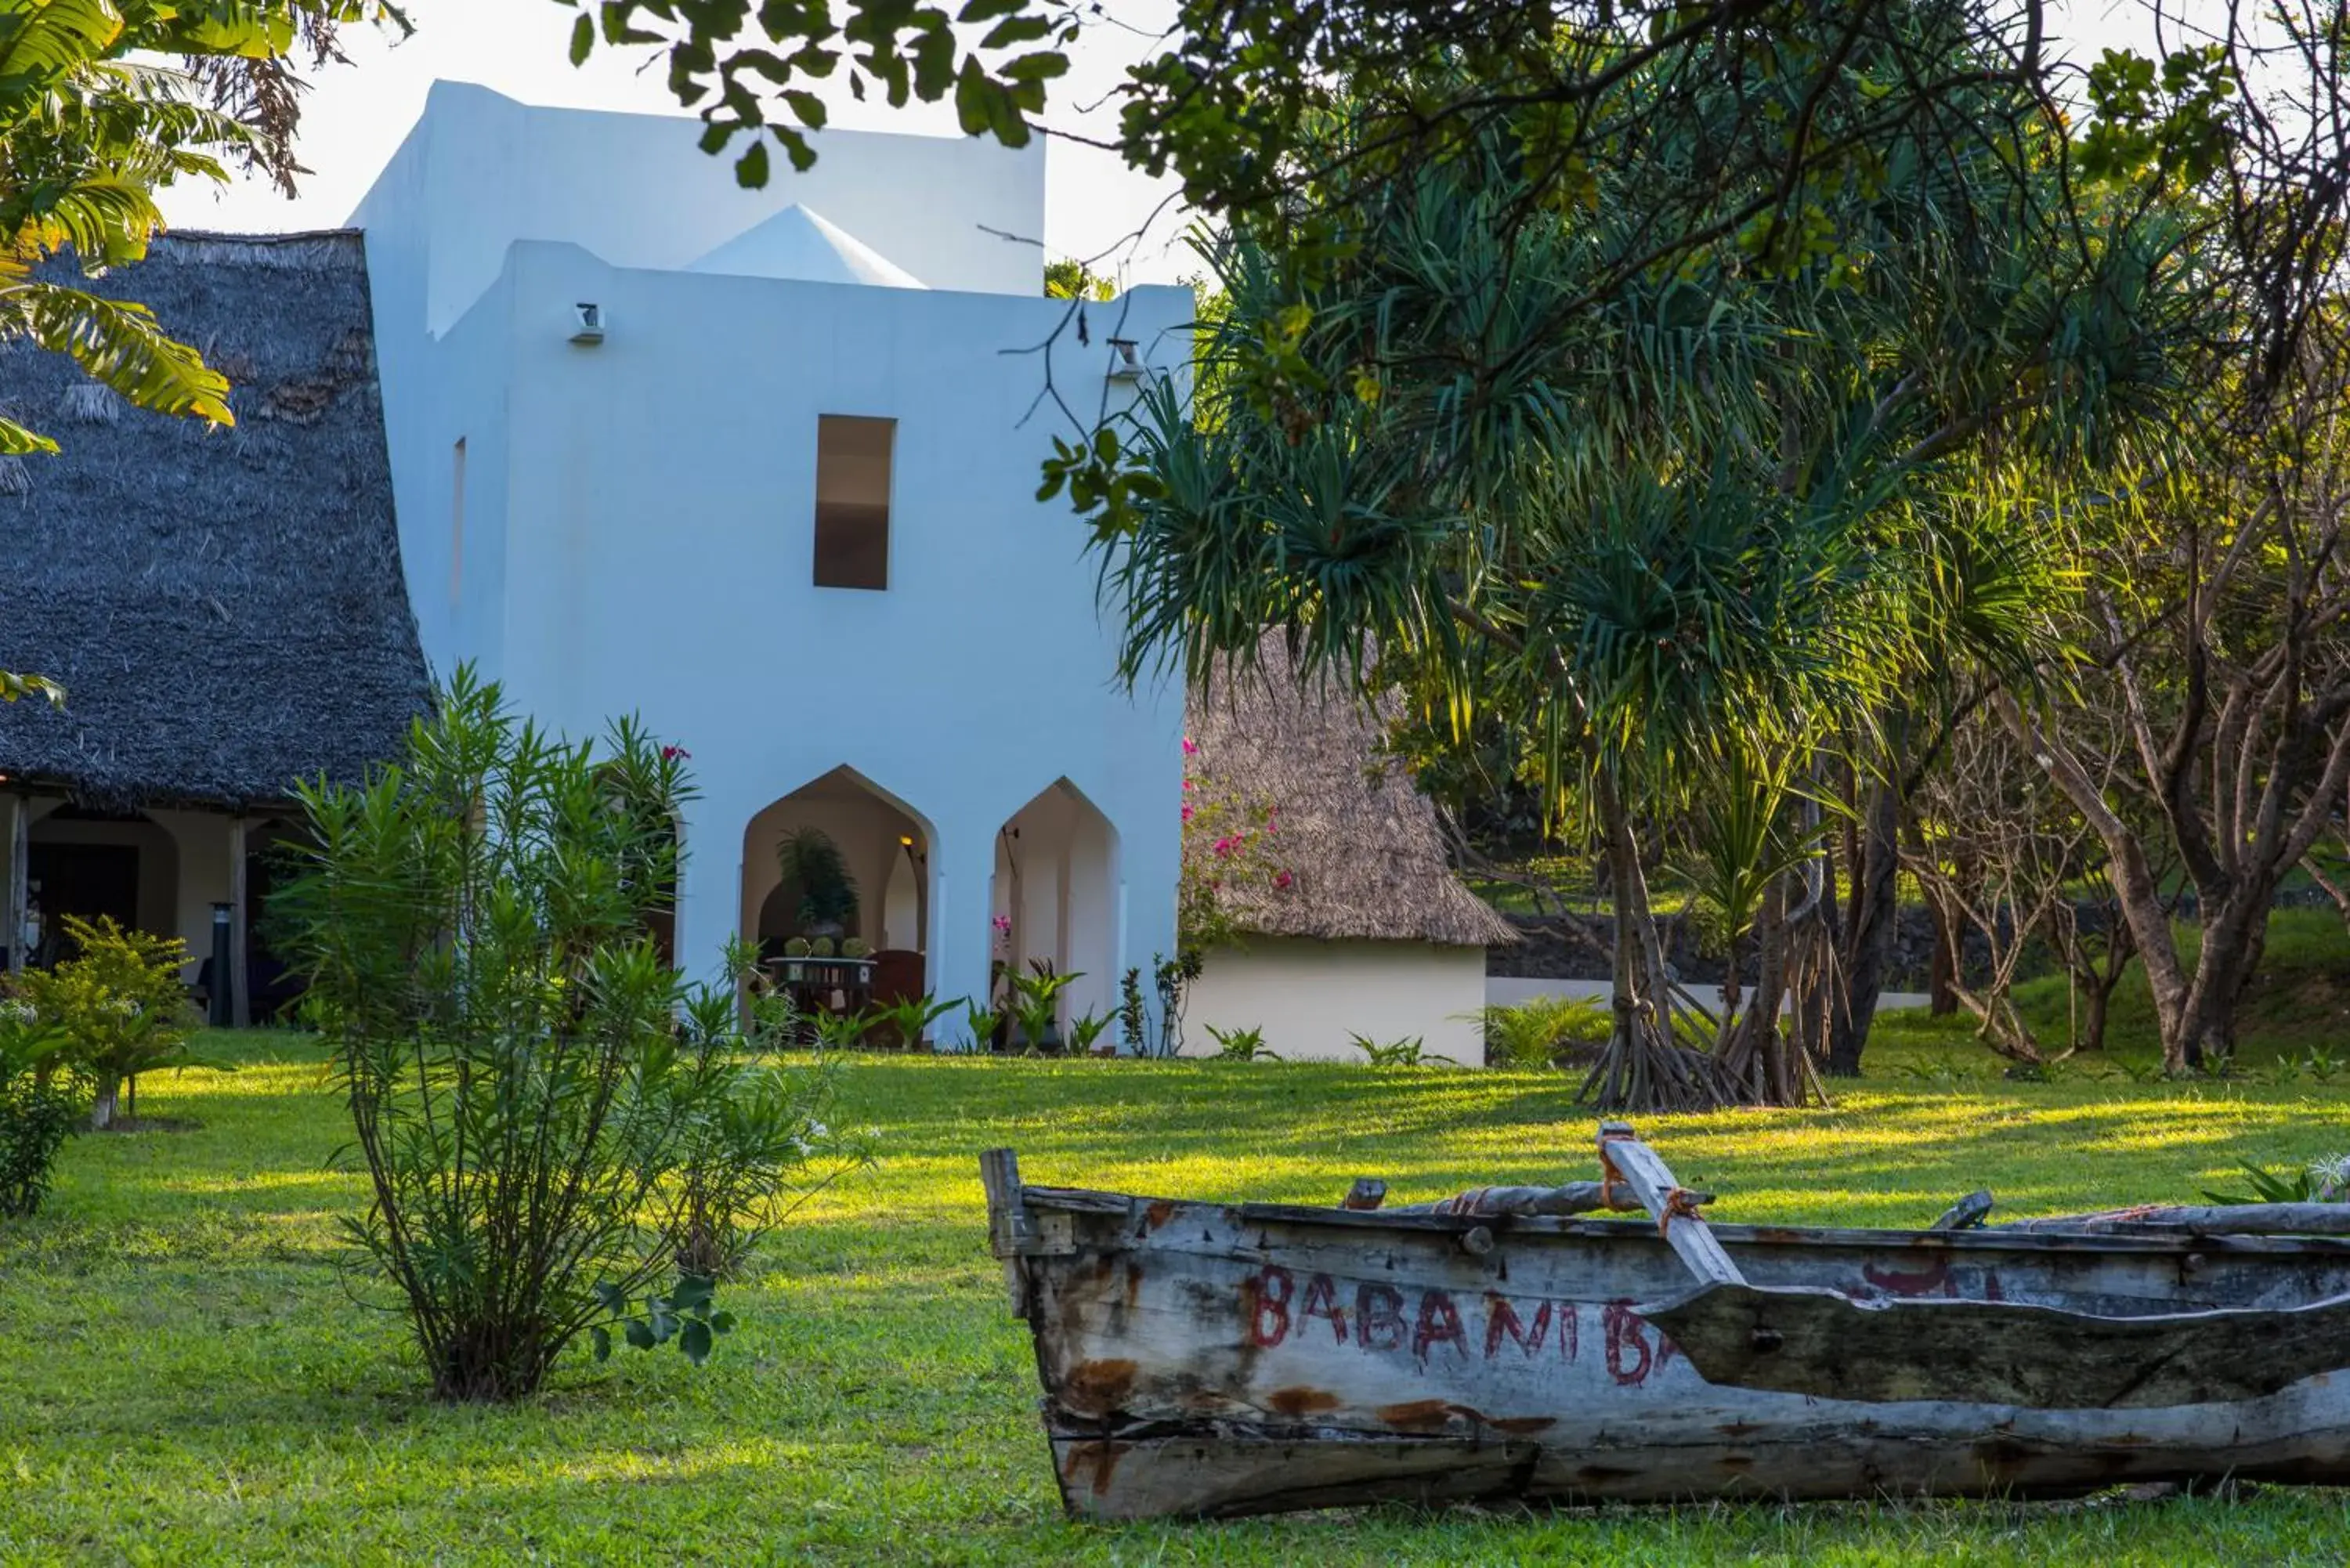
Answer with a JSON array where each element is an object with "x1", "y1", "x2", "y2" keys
[
  {"x1": 350, "y1": 81, "x2": 1046, "y2": 337},
  {"x1": 1186, "y1": 939, "x2": 1492, "y2": 1065},
  {"x1": 352, "y1": 89, "x2": 1191, "y2": 1047}
]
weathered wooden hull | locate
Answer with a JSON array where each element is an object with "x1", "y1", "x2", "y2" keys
[{"x1": 985, "y1": 1173, "x2": 2350, "y2": 1519}]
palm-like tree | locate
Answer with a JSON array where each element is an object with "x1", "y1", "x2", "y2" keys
[{"x1": 1094, "y1": 17, "x2": 2207, "y2": 1109}]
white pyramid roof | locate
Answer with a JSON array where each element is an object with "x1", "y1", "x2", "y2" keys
[{"x1": 684, "y1": 204, "x2": 928, "y2": 289}]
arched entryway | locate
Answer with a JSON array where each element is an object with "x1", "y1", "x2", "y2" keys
[
  {"x1": 992, "y1": 779, "x2": 1119, "y2": 1049},
  {"x1": 740, "y1": 766, "x2": 934, "y2": 1008}
]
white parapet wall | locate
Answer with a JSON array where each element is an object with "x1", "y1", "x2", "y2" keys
[{"x1": 1186, "y1": 938, "x2": 1491, "y2": 1064}]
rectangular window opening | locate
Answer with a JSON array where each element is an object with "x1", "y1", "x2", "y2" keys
[
  {"x1": 450, "y1": 436, "x2": 468, "y2": 608},
  {"x1": 814, "y1": 414, "x2": 894, "y2": 591}
]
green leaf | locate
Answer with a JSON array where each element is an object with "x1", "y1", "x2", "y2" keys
[
  {"x1": 624, "y1": 1318, "x2": 657, "y2": 1351},
  {"x1": 590, "y1": 1324, "x2": 613, "y2": 1361},
  {"x1": 679, "y1": 1317, "x2": 714, "y2": 1364},
  {"x1": 736, "y1": 138, "x2": 771, "y2": 189},
  {"x1": 709, "y1": 1310, "x2": 737, "y2": 1335},
  {"x1": 569, "y1": 13, "x2": 595, "y2": 65}
]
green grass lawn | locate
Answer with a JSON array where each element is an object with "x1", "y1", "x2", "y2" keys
[{"x1": 9, "y1": 1024, "x2": 2350, "y2": 1564}]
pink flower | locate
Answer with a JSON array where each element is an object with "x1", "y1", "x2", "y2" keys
[
  {"x1": 1213, "y1": 836, "x2": 1237, "y2": 858},
  {"x1": 1181, "y1": 736, "x2": 1198, "y2": 755},
  {"x1": 1182, "y1": 778, "x2": 1196, "y2": 791},
  {"x1": 1180, "y1": 804, "x2": 1195, "y2": 823},
  {"x1": 660, "y1": 745, "x2": 692, "y2": 761},
  {"x1": 1274, "y1": 869, "x2": 1294, "y2": 891},
  {"x1": 992, "y1": 915, "x2": 1011, "y2": 936}
]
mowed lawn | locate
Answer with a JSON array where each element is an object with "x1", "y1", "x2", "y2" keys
[{"x1": 9, "y1": 1025, "x2": 2350, "y2": 1564}]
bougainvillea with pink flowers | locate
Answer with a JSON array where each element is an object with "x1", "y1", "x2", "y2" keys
[{"x1": 1177, "y1": 735, "x2": 1291, "y2": 955}]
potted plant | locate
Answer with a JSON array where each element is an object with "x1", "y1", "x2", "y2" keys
[
  {"x1": 776, "y1": 827, "x2": 859, "y2": 939},
  {"x1": 782, "y1": 935, "x2": 811, "y2": 981}
]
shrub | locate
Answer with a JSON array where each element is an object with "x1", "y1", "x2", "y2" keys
[
  {"x1": 15, "y1": 915, "x2": 204, "y2": 1128},
  {"x1": 1205, "y1": 1024, "x2": 1278, "y2": 1061},
  {"x1": 1350, "y1": 1033, "x2": 1455, "y2": 1067},
  {"x1": 783, "y1": 937, "x2": 812, "y2": 958},
  {"x1": 1066, "y1": 1010, "x2": 1113, "y2": 1055},
  {"x1": 809, "y1": 935, "x2": 836, "y2": 958},
  {"x1": 276, "y1": 670, "x2": 855, "y2": 1403},
  {"x1": 1006, "y1": 961, "x2": 1079, "y2": 1054},
  {"x1": 0, "y1": 1004, "x2": 82, "y2": 1216},
  {"x1": 671, "y1": 979, "x2": 860, "y2": 1281},
  {"x1": 869, "y1": 992, "x2": 958, "y2": 1051},
  {"x1": 840, "y1": 937, "x2": 872, "y2": 959},
  {"x1": 775, "y1": 826, "x2": 857, "y2": 930},
  {"x1": 1479, "y1": 993, "x2": 1613, "y2": 1068}
]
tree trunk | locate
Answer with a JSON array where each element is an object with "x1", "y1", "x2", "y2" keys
[
  {"x1": 1580, "y1": 771, "x2": 1721, "y2": 1111},
  {"x1": 90, "y1": 1073, "x2": 120, "y2": 1131},
  {"x1": 2171, "y1": 887, "x2": 2272, "y2": 1071},
  {"x1": 1825, "y1": 779, "x2": 1900, "y2": 1076},
  {"x1": 1929, "y1": 901, "x2": 1959, "y2": 1014},
  {"x1": 2081, "y1": 972, "x2": 2114, "y2": 1053},
  {"x1": 1997, "y1": 693, "x2": 2200, "y2": 1071}
]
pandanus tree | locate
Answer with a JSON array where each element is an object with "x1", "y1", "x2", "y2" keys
[{"x1": 1076, "y1": 15, "x2": 2204, "y2": 1110}]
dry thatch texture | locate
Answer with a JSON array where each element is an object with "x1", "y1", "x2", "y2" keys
[
  {"x1": 0, "y1": 230, "x2": 428, "y2": 809},
  {"x1": 1188, "y1": 638, "x2": 1517, "y2": 948}
]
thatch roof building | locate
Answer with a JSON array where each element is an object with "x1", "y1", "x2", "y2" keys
[
  {"x1": 1187, "y1": 638, "x2": 1517, "y2": 948},
  {"x1": 0, "y1": 230, "x2": 428, "y2": 808},
  {"x1": 1184, "y1": 638, "x2": 1513, "y2": 1063},
  {"x1": 1, "y1": 230, "x2": 427, "y2": 1021}
]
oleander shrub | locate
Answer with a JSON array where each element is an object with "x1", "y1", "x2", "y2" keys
[
  {"x1": 0, "y1": 1003, "x2": 82, "y2": 1216},
  {"x1": 276, "y1": 670, "x2": 854, "y2": 1402}
]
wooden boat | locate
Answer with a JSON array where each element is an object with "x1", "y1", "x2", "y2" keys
[{"x1": 980, "y1": 1125, "x2": 2350, "y2": 1519}]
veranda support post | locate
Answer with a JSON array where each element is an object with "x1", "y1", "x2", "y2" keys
[
  {"x1": 227, "y1": 816, "x2": 250, "y2": 1028},
  {"x1": 5, "y1": 793, "x2": 24, "y2": 974}
]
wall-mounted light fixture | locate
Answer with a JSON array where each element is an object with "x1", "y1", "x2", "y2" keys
[
  {"x1": 1105, "y1": 338, "x2": 1148, "y2": 382},
  {"x1": 569, "y1": 302, "x2": 606, "y2": 345}
]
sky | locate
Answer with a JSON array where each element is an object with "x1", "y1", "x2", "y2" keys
[
  {"x1": 161, "y1": 1, "x2": 2161, "y2": 285},
  {"x1": 155, "y1": 0, "x2": 1198, "y2": 284}
]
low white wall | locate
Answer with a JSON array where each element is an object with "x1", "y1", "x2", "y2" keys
[
  {"x1": 1187, "y1": 938, "x2": 1489, "y2": 1064},
  {"x1": 1485, "y1": 976, "x2": 1935, "y2": 1014}
]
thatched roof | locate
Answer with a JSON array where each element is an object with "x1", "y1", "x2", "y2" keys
[
  {"x1": 1188, "y1": 638, "x2": 1517, "y2": 949},
  {"x1": 0, "y1": 230, "x2": 428, "y2": 810}
]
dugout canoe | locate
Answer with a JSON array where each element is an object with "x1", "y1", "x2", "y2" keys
[{"x1": 979, "y1": 1134, "x2": 2350, "y2": 1519}]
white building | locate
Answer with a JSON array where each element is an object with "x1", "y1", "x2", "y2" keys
[
  {"x1": 349, "y1": 84, "x2": 1192, "y2": 1043},
  {"x1": 3, "y1": 85, "x2": 1513, "y2": 1057},
  {"x1": 1184, "y1": 638, "x2": 1518, "y2": 1064}
]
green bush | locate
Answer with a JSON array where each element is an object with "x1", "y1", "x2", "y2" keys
[
  {"x1": 0, "y1": 1004, "x2": 82, "y2": 1216},
  {"x1": 1205, "y1": 1024, "x2": 1278, "y2": 1060},
  {"x1": 277, "y1": 670, "x2": 855, "y2": 1402},
  {"x1": 1350, "y1": 1033, "x2": 1455, "y2": 1067},
  {"x1": 1479, "y1": 993, "x2": 1612, "y2": 1068},
  {"x1": 14, "y1": 915, "x2": 204, "y2": 1128}
]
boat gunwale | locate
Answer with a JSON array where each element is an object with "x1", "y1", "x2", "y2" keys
[{"x1": 1014, "y1": 1183, "x2": 2350, "y2": 1257}]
